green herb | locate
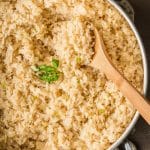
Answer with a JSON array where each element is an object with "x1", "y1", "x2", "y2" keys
[
  {"x1": 99, "y1": 109, "x2": 105, "y2": 114},
  {"x1": 32, "y1": 96, "x2": 38, "y2": 100},
  {"x1": 52, "y1": 59, "x2": 59, "y2": 68},
  {"x1": 31, "y1": 59, "x2": 61, "y2": 83},
  {"x1": 38, "y1": 65, "x2": 56, "y2": 72},
  {"x1": 53, "y1": 111, "x2": 60, "y2": 118},
  {"x1": 77, "y1": 79, "x2": 80, "y2": 84},
  {"x1": 0, "y1": 82, "x2": 6, "y2": 89},
  {"x1": 76, "y1": 57, "x2": 81, "y2": 63},
  {"x1": 39, "y1": 72, "x2": 59, "y2": 83}
]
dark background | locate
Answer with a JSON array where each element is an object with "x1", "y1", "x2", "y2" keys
[{"x1": 127, "y1": 0, "x2": 150, "y2": 150}]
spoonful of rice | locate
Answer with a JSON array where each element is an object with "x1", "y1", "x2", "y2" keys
[{"x1": 90, "y1": 28, "x2": 150, "y2": 125}]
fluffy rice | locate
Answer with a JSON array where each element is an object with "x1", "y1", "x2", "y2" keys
[{"x1": 0, "y1": 0, "x2": 143, "y2": 150}]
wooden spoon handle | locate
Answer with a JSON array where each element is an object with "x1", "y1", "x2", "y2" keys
[
  {"x1": 105, "y1": 65, "x2": 150, "y2": 125},
  {"x1": 92, "y1": 28, "x2": 150, "y2": 125}
]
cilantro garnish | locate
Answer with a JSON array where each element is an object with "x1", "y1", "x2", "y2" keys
[
  {"x1": 31, "y1": 59, "x2": 61, "y2": 83},
  {"x1": 52, "y1": 59, "x2": 59, "y2": 68}
]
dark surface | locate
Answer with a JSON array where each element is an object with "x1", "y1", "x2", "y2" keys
[{"x1": 127, "y1": 0, "x2": 150, "y2": 150}]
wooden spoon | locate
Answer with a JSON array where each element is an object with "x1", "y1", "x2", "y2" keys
[{"x1": 90, "y1": 28, "x2": 150, "y2": 125}]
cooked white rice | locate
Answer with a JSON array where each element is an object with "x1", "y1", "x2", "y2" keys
[{"x1": 0, "y1": 0, "x2": 143, "y2": 150}]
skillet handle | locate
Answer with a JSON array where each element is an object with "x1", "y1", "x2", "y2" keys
[{"x1": 115, "y1": 140, "x2": 137, "y2": 150}]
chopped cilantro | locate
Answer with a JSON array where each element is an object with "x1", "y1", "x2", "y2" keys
[
  {"x1": 31, "y1": 59, "x2": 61, "y2": 83},
  {"x1": 99, "y1": 109, "x2": 105, "y2": 114},
  {"x1": 0, "y1": 82, "x2": 6, "y2": 89},
  {"x1": 77, "y1": 79, "x2": 80, "y2": 84},
  {"x1": 52, "y1": 59, "x2": 59, "y2": 68},
  {"x1": 76, "y1": 57, "x2": 81, "y2": 63}
]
